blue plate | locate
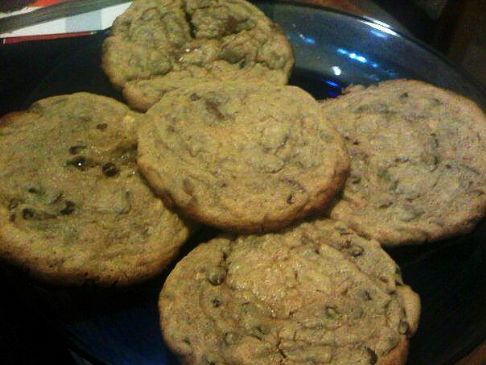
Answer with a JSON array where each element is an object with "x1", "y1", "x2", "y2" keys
[{"x1": 11, "y1": 1, "x2": 486, "y2": 365}]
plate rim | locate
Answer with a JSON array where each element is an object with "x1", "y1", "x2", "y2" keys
[{"x1": 255, "y1": 0, "x2": 486, "y2": 101}]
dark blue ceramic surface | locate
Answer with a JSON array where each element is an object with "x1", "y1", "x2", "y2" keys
[{"x1": 12, "y1": 2, "x2": 486, "y2": 365}]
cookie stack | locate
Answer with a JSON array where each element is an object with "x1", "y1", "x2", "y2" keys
[{"x1": 0, "y1": 0, "x2": 485, "y2": 364}]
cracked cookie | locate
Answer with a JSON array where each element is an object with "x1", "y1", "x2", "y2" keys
[
  {"x1": 102, "y1": 0, "x2": 294, "y2": 111},
  {"x1": 138, "y1": 81, "x2": 349, "y2": 233},
  {"x1": 0, "y1": 93, "x2": 191, "y2": 286},
  {"x1": 321, "y1": 80, "x2": 486, "y2": 246},
  {"x1": 159, "y1": 219, "x2": 420, "y2": 365}
]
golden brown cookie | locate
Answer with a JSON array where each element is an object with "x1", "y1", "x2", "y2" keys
[
  {"x1": 321, "y1": 80, "x2": 486, "y2": 246},
  {"x1": 159, "y1": 219, "x2": 420, "y2": 365},
  {"x1": 138, "y1": 81, "x2": 349, "y2": 233},
  {"x1": 0, "y1": 93, "x2": 190, "y2": 286},
  {"x1": 102, "y1": 0, "x2": 294, "y2": 111}
]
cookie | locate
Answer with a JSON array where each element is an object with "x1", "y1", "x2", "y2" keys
[
  {"x1": 159, "y1": 219, "x2": 420, "y2": 365},
  {"x1": 0, "y1": 93, "x2": 190, "y2": 286},
  {"x1": 321, "y1": 80, "x2": 486, "y2": 246},
  {"x1": 137, "y1": 81, "x2": 349, "y2": 233},
  {"x1": 102, "y1": 0, "x2": 294, "y2": 111}
]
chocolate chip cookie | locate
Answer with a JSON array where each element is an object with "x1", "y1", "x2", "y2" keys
[
  {"x1": 0, "y1": 93, "x2": 190, "y2": 286},
  {"x1": 102, "y1": 0, "x2": 294, "y2": 111},
  {"x1": 138, "y1": 82, "x2": 349, "y2": 233},
  {"x1": 160, "y1": 219, "x2": 420, "y2": 365},
  {"x1": 321, "y1": 80, "x2": 486, "y2": 246}
]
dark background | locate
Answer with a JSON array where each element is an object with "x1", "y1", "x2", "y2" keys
[{"x1": 0, "y1": 36, "x2": 93, "y2": 365}]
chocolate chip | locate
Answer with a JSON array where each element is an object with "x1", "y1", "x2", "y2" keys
[
  {"x1": 66, "y1": 156, "x2": 92, "y2": 171},
  {"x1": 359, "y1": 289, "x2": 372, "y2": 301},
  {"x1": 69, "y1": 145, "x2": 86, "y2": 155},
  {"x1": 253, "y1": 325, "x2": 270, "y2": 338},
  {"x1": 79, "y1": 115, "x2": 91, "y2": 122},
  {"x1": 22, "y1": 208, "x2": 35, "y2": 220},
  {"x1": 395, "y1": 156, "x2": 409, "y2": 163},
  {"x1": 205, "y1": 100, "x2": 225, "y2": 120},
  {"x1": 185, "y1": 11, "x2": 196, "y2": 38},
  {"x1": 96, "y1": 123, "x2": 108, "y2": 130},
  {"x1": 223, "y1": 332, "x2": 237, "y2": 345},
  {"x1": 8, "y1": 199, "x2": 18, "y2": 210},
  {"x1": 190, "y1": 93, "x2": 200, "y2": 101},
  {"x1": 432, "y1": 98, "x2": 442, "y2": 106},
  {"x1": 102, "y1": 163, "x2": 119, "y2": 177},
  {"x1": 286, "y1": 194, "x2": 295, "y2": 204},
  {"x1": 377, "y1": 168, "x2": 392, "y2": 181},
  {"x1": 225, "y1": 15, "x2": 239, "y2": 34},
  {"x1": 379, "y1": 276, "x2": 390, "y2": 284},
  {"x1": 365, "y1": 347, "x2": 378, "y2": 364},
  {"x1": 240, "y1": 302, "x2": 251, "y2": 313},
  {"x1": 28, "y1": 187, "x2": 39, "y2": 194},
  {"x1": 399, "y1": 320, "x2": 409, "y2": 334},
  {"x1": 221, "y1": 247, "x2": 230, "y2": 260},
  {"x1": 325, "y1": 306, "x2": 340, "y2": 319},
  {"x1": 211, "y1": 298, "x2": 222, "y2": 308},
  {"x1": 350, "y1": 174, "x2": 361, "y2": 184},
  {"x1": 257, "y1": 325, "x2": 269, "y2": 334},
  {"x1": 238, "y1": 59, "x2": 247, "y2": 69},
  {"x1": 207, "y1": 267, "x2": 226, "y2": 285},
  {"x1": 430, "y1": 133, "x2": 439, "y2": 148},
  {"x1": 60, "y1": 201, "x2": 75, "y2": 215},
  {"x1": 399, "y1": 92, "x2": 409, "y2": 99},
  {"x1": 335, "y1": 223, "x2": 350, "y2": 234},
  {"x1": 350, "y1": 245, "x2": 364, "y2": 257},
  {"x1": 183, "y1": 178, "x2": 195, "y2": 195},
  {"x1": 377, "y1": 199, "x2": 393, "y2": 208}
]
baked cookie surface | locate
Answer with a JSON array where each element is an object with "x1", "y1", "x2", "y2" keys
[
  {"x1": 102, "y1": 0, "x2": 294, "y2": 111},
  {"x1": 138, "y1": 82, "x2": 349, "y2": 233},
  {"x1": 0, "y1": 93, "x2": 190, "y2": 286},
  {"x1": 322, "y1": 80, "x2": 486, "y2": 246},
  {"x1": 160, "y1": 219, "x2": 420, "y2": 365}
]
